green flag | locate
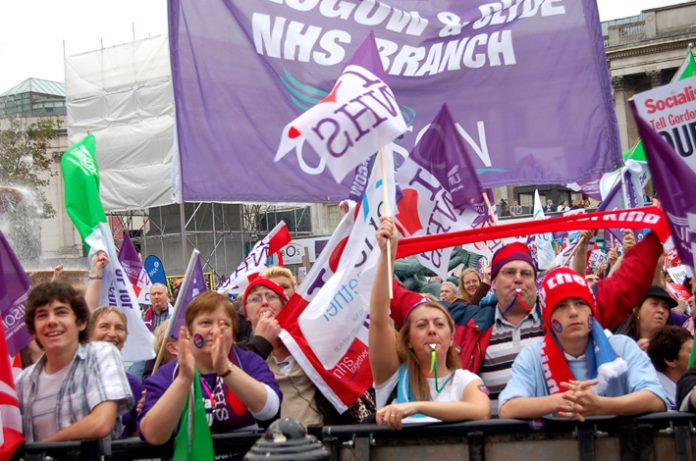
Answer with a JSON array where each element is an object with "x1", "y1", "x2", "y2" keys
[
  {"x1": 174, "y1": 370, "x2": 215, "y2": 461},
  {"x1": 61, "y1": 134, "x2": 107, "y2": 252},
  {"x1": 622, "y1": 140, "x2": 647, "y2": 163},
  {"x1": 624, "y1": 50, "x2": 696, "y2": 164},
  {"x1": 674, "y1": 49, "x2": 696, "y2": 82},
  {"x1": 61, "y1": 135, "x2": 155, "y2": 362}
]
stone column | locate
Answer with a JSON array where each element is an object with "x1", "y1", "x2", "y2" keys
[
  {"x1": 612, "y1": 75, "x2": 629, "y2": 151},
  {"x1": 647, "y1": 70, "x2": 663, "y2": 88}
]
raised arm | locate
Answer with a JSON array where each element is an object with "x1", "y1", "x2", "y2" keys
[
  {"x1": 595, "y1": 231, "x2": 663, "y2": 330},
  {"x1": 369, "y1": 217, "x2": 400, "y2": 386},
  {"x1": 85, "y1": 251, "x2": 108, "y2": 311},
  {"x1": 571, "y1": 230, "x2": 593, "y2": 276}
]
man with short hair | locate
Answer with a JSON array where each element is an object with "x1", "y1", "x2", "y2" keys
[
  {"x1": 498, "y1": 268, "x2": 666, "y2": 419},
  {"x1": 509, "y1": 200, "x2": 523, "y2": 216},
  {"x1": 543, "y1": 198, "x2": 555, "y2": 213},
  {"x1": 647, "y1": 326, "x2": 693, "y2": 410},
  {"x1": 141, "y1": 283, "x2": 172, "y2": 332},
  {"x1": 16, "y1": 282, "x2": 133, "y2": 442},
  {"x1": 439, "y1": 281, "x2": 458, "y2": 305}
]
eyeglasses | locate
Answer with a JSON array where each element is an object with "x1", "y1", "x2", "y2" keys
[
  {"x1": 499, "y1": 268, "x2": 535, "y2": 279},
  {"x1": 247, "y1": 292, "x2": 281, "y2": 304}
]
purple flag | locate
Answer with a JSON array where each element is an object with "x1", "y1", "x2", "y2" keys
[
  {"x1": 409, "y1": 104, "x2": 484, "y2": 210},
  {"x1": 118, "y1": 233, "x2": 152, "y2": 304},
  {"x1": 167, "y1": 249, "x2": 207, "y2": 340},
  {"x1": 0, "y1": 231, "x2": 32, "y2": 356},
  {"x1": 631, "y1": 102, "x2": 696, "y2": 267},
  {"x1": 170, "y1": 0, "x2": 621, "y2": 203}
]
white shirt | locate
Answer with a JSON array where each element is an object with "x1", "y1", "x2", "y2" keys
[
  {"x1": 32, "y1": 363, "x2": 72, "y2": 441},
  {"x1": 376, "y1": 368, "x2": 481, "y2": 409}
]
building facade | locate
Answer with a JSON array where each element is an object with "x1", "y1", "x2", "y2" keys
[{"x1": 0, "y1": 78, "x2": 83, "y2": 270}]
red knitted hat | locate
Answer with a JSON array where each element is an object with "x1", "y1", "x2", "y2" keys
[
  {"x1": 490, "y1": 242, "x2": 536, "y2": 280},
  {"x1": 539, "y1": 267, "x2": 597, "y2": 326},
  {"x1": 242, "y1": 276, "x2": 289, "y2": 317}
]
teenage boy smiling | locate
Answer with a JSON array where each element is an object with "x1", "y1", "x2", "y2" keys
[{"x1": 16, "y1": 282, "x2": 133, "y2": 442}]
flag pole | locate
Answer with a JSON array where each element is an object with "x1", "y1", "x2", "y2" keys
[
  {"x1": 482, "y1": 191, "x2": 498, "y2": 224},
  {"x1": 188, "y1": 379, "x2": 194, "y2": 461},
  {"x1": 480, "y1": 191, "x2": 497, "y2": 258},
  {"x1": 379, "y1": 146, "x2": 394, "y2": 299},
  {"x1": 152, "y1": 248, "x2": 200, "y2": 375}
]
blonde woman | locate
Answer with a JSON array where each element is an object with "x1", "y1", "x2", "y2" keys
[{"x1": 370, "y1": 217, "x2": 490, "y2": 430}]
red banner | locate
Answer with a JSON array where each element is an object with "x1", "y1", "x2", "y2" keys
[{"x1": 397, "y1": 207, "x2": 671, "y2": 259}]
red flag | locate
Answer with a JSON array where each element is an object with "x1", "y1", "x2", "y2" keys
[
  {"x1": 217, "y1": 221, "x2": 292, "y2": 294},
  {"x1": 276, "y1": 203, "x2": 370, "y2": 412},
  {"x1": 0, "y1": 322, "x2": 23, "y2": 461}
]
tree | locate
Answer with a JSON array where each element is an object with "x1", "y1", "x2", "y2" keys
[{"x1": 0, "y1": 117, "x2": 62, "y2": 218}]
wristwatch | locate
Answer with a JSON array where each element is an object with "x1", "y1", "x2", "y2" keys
[{"x1": 219, "y1": 361, "x2": 233, "y2": 378}]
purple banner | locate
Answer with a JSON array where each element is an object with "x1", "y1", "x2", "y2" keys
[
  {"x1": 169, "y1": 0, "x2": 621, "y2": 202},
  {"x1": 409, "y1": 104, "x2": 483, "y2": 210},
  {"x1": 169, "y1": 251, "x2": 207, "y2": 340},
  {"x1": 119, "y1": 233, "x2": 151, "y2": 304},
  {"x1": 119, "y1": 233, "x2": 142, "y2": 286},
  {"x1": 0, "y1": 230, "x2": 32, "y2": 356},
  {"x1": 631, "y1": 102, "x2": 696, "y2": 268}
]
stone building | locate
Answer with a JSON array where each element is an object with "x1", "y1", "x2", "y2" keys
[
  {"x1": 0, "y1": 78, "x2": 82, "y2": 269},
  {"x1": 501, "y1": 1, "x2": 696, "y2": 215},
  {"x1": 606, "y1": 2, "x2": 696, "y2": 152}
]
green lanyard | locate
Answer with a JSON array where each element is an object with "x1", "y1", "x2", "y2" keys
[{"x1": 429, "y1": 346, "x2": 453, "y2": 393}]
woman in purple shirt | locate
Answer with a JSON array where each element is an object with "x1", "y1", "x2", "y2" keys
[{"x1": 138, "y1": 291, "x2": 281, "y2": 445}]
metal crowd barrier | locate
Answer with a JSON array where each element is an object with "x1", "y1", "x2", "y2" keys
[{"x1": 14, "y1": 412, "x2": 696, "y2": 461}]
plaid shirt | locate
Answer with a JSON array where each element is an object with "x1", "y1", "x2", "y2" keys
[{"x1": 16, "y1": 341, "x2": 134, "y2": 442}]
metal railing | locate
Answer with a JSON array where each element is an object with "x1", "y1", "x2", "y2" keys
[{"x1": 14, "y1": 412, "x2": 696, "y2": 461}]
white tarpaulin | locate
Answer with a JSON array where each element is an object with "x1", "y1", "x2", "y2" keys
[{"x1": 65, "y1": 35, "x2": 175, "y2": 211}]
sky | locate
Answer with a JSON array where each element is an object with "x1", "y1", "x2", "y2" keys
[{"x1": 0, "y1": 0, "x2": 690, "y2": 93}]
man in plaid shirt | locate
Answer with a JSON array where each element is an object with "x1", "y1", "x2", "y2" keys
[{"x1": 16, "y1": 282, "x2": 134, "y2": 442}]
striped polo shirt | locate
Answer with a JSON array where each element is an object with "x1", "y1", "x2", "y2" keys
[{"x1": 478, "y1": 305, "x2": 545, "y2": 415}]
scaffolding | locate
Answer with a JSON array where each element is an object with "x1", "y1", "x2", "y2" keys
[{"x1": 106, "y1": 202, "x2": 318, "y2": 281}]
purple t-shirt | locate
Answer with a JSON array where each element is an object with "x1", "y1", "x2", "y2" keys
[{"x1": 138, "y1": 348, "x2": 281, "y2": 435}]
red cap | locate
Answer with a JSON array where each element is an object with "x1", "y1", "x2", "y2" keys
[
  {"x1": 539, "y1": 267, "x2": 597, "y2": 326},
  {"x1": 242, "y1": 276, "x2": 289, "y2": 317}
]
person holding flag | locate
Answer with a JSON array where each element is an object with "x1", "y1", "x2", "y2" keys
[
  {"x1": 138, "y1": 291, "x2": 281, "y2": 448},
  {"x1": 61, "y1": 134, "x2": 154, "y2": 362},
  {"x1": 498, "y1": 268, "x2": 666, "y2": 420},
  {"x1": 371, "y1": 217, "x2": 491, "y2": 430}
]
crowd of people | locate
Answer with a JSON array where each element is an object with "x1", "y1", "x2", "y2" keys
[{"x1": 12, "y1": 216, "x2": 696, "y2": 455}]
